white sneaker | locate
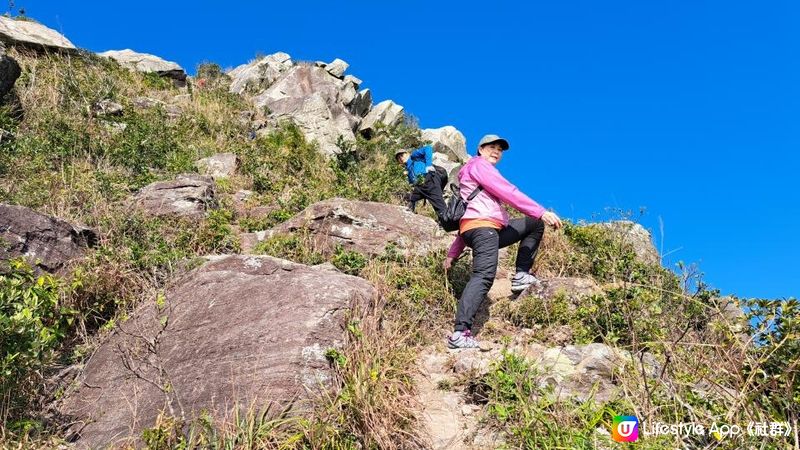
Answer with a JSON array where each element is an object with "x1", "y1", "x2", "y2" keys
[
  {"x1": 447, "y1": 330, "x2": 480, "y2": 349},
  {"x1": 511, "y1": 272, "x2": 542, "y2": 293}
]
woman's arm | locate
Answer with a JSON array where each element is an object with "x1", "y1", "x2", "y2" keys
[
  {"x1": 470, "y1": 159, "x2": 546, "y2": 218},
  {"x1": 444, "y1": 235, "x2": 465, "y2": 271},
  {"x1": 447, "y1": 235, "x2": 465, "y2": 259}
]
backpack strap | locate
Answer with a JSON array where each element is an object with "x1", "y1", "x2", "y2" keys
[{"x1": 466, "y1": 186, "x2": 483, "y2": 202}]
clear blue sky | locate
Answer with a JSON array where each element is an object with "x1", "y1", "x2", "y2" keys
[{"x1": 21, "y1": 1, "x2": 799, "y2": 299}]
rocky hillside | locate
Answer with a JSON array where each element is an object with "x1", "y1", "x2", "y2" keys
[{"x1": 0, "y1": 16, "x2": 797, "y2": 450}]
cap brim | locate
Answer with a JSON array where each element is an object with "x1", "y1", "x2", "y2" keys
[{"x1": 485, "y1": 139, "x2": 509, "y2": 150}]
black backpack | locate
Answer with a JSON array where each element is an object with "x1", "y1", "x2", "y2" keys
[{"x1": 439, "y1": 184, "x2": 484, "y2": 232}]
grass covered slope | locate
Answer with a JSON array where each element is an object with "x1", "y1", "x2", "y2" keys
[{"x1": 0, "y1": 49, "x2": 796, "y2": 449}]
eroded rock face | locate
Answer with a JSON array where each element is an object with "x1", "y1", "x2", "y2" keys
[
  {"x1": 422, "y1": 126, "x2": 469, "y2": 163},
  {"x1": 228, "y1": 52, "x2": 292, "y2": 94},
  {"x1": 0, "y1": 44, "x2": 20, "y2": 101},
  {"x1": 534, "y1": 343, "x2": 625, "y2": 403},
  {"x1": 260, "y1": 198, "x2": 451, "y2": 257},
  {"x1": 195, "y1": 152, "x2": 238, "y2": 178},
  {"x1": 358, "y1": 99, "x2": 404, "y2": 138},
  {"x1": 519, "y1": 277, "x2": 602, "y2": 304},
  {"x1": 133, "y1": 174, "x2": 216, "y2": 218},
  {"x1": 98, "y1": 49, "x2": 187, "y2": 86},
  {"x1": 456, "y1": 343, "x2": 638, "y2": 405},
  {"x1": 0, "y1": 16, "x2": 76, "y2": 51},
  {"x1": 348, "y1": 88, "x2": 372, "y2": 118},
  {"x1": 253, "y1": 65, "x2": 362, "y2": 156},
  {"x1": 596, "y1": 221, "x2": 659, "y2": 265},
  {"x1": 90, "y1": 99, "x2": 123, "y2": 117},
  {"x1": 59, "y1": 254, "x2": 374, "y2": 448},
  {"x1": 324, "y1": 58, "x2": 349, "y2": 78},
  {"x1": 0, "y1": 203, "x2": 96, "y2": 273}
]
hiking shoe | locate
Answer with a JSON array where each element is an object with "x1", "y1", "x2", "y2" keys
[
  {"x1": 511, "y1": 272, "x2": 542, "y2": 293},
  {"x1": 447, "y1": 330, "x2": 480, "y2": 349}
]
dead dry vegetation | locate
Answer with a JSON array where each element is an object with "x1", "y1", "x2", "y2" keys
[{"x1": 0, "y1": 49, "x2": 797, "y2": 450}]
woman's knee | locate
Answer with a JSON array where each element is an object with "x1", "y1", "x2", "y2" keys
[{"x1": 527, "y1": 216, "x2": 545, "y2": 235}]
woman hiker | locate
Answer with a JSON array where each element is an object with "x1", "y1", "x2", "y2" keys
[{"x1": 443, "y1": 134, "x2": 563, "y2": 349}]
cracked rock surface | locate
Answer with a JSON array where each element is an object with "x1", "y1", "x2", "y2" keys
[
  {"x1": 0, "y1": 203, "x2": 96, "y2": 273},
  {"x1": 58, "y1": 254, "x2": 374, "y2": 448},
  {"x1": 250, "y1": 198, "x2": 453, "y2": 257}
]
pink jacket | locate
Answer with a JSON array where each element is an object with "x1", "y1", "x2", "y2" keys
[{"x1": 447, "y1": 156, "x2": 546, "y2": 258}]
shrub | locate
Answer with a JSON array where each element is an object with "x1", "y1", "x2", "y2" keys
[
  {"x1": 331, "y1": 246, "x2": 367, "y2": 275},
  {"x1": 0, "y1": 259, "x2": 73, "y2": 420}
]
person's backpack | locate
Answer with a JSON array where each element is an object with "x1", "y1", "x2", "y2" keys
[{"x1": 439, "y1": 184, "x2": 484, "y2": 232}]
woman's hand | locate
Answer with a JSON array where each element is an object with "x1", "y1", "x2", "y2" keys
[
  {"x1": 443, "y1": 256, "x2": 455, "y2": 272},
  {"x1": 541, "y1": 211, "x2": 563, "y2": 229}
]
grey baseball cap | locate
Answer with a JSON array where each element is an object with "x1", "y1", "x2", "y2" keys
[{"x1": 478, "y1": 134, "x2": 510, "y2": 150}]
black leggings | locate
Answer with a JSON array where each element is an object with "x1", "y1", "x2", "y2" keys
[
  {"x1": 454, "y1": 217, "x2": 545, "y2": 332},
  {"x1": 406, "y1": 167, "x2": 448, "y2": 221}
]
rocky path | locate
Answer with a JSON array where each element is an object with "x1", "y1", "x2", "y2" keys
[{"x1": 414, "y1": 345, "x2": 499, "y2": 449}]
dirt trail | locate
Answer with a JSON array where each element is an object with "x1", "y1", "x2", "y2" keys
[{"x1": 414, "y1": 345, "x2": 503, "y2": 449}]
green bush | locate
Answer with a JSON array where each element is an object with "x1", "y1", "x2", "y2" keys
[
  {"x1": 0, "y1": 259, "x2": 73, "y2": 418},
  {"x1": 744, "y1": 297, "x2": 800, "y2": 418},
  {"x1": 331, "y1": 245, "x2": 367, "y2": 275}
]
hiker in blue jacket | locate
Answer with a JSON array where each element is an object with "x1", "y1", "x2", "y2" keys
[{"x1": 395, "y1": 145, "x2": 448, "y2": 221}]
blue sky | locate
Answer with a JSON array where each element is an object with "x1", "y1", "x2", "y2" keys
[{"x1": 21, "y1": 1, "x2": 799, "y2": 299}]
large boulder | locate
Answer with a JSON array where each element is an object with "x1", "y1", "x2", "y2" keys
[
  {"x1": 98, "y1": 49, "x2": 187, "y2": 86},
  {"x1": 358, "y1": 100, "x2": 404, "y2": 138},
  {"x1": 596, "y1": 221, "x2": 660, "y2": 265},
  {"x1": 422, "y1": 126, "x2": 469, "y2": 163},
  {"x1": 348, "y1": 88, "x2": 372, "y2": 118},
  {"x1": 0, "y1": 16, "x2": 76, "y2": 52},
  {"x1": 195, "y1": 152, "x2": 238, "y2": 178},
  {"x1": 59, "y1": 254, "x2": 374, "y2": 448},
  {"x1": 252, "y1": 65, "x2": 362, "y2": 156},
  {"x1": 534, "y1": 343, "x2": 626, "y2": 403},
  {"x1": 0, "y1": 43, "x2": 20, "y2": 101},
  {"x1": 228, "y1": 52, "x2": 292, "y2": 94},
  {"x1": 0, "y1": 203, "x2": 97, "y2": 273},
  {"x1": 324, "y1": 58, "x2": 349, "y2": 78},
  {"x1": 133, "y1": 174, "x2": 216, "y2": 218},
  {"x1": 255, "y1": 198, "x2": 451, "y2": 257}
]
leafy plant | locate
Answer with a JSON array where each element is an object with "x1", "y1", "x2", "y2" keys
[{"x1": 0, "y1": 259, "x2": 73, "y2": 419}]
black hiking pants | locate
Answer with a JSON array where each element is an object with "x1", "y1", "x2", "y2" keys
[
  {"x1": 454, "y1": 217, "x2": 545, "y2": 332},
  {"x1": 406, "y1": 166, "x2": 448, "y2": 221}
]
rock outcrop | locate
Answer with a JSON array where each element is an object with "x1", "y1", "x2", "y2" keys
[
  {"x1": 596, "y1": 220, "x2": 660, "y2": 265},
  {"x1": 195, "y1": 152, "x2": 238, "y2": 178},
  {"x1": 133, "y1": 174, "x2": 216, "y2": 218},
  {"x1": 252, "y1": 198, "x2": 451, "y2": 257},
  {"x1": 252, "y1": 64, "x2": 362, "y2": 156},
  {"x1": 518, "y1": 277, "x2": 602, "y2": 304},
  {"x1": 0, "y1": 203, "x2": 97, "y2": 273},
  {"x1": 0, "y1": 16, "x2": 76, "y2": 52},
  {"x1": 422, "y1": 126, "x2": 469, "y2": 163},
  {"x1": 0, "y1": 44, "x2": 20, "y2": 101},
  {"x1": 59, "y1": 254, "x2": 375, "y2": 448},
  {"x1": 358, "y1": 100, "x2": 404, "y2": 138},
  {"x1": 90, "y1": 99, "x2": 123, "y2": 117},
  {"x1": 228, "y1": 52, "x2": 292, "y2": 95},
  {"x1": 348, "y1": 88, "x2": 372, "y2": 118},
  {"x1": 98, "y1": 49, "x2": 187, "y2": 86},
  {"x1": 323, "y1": 58, "x2": 349, "y2": 78},
  {"x1": 533, "y1": 343, "x2": 627, "y2": 403}
]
